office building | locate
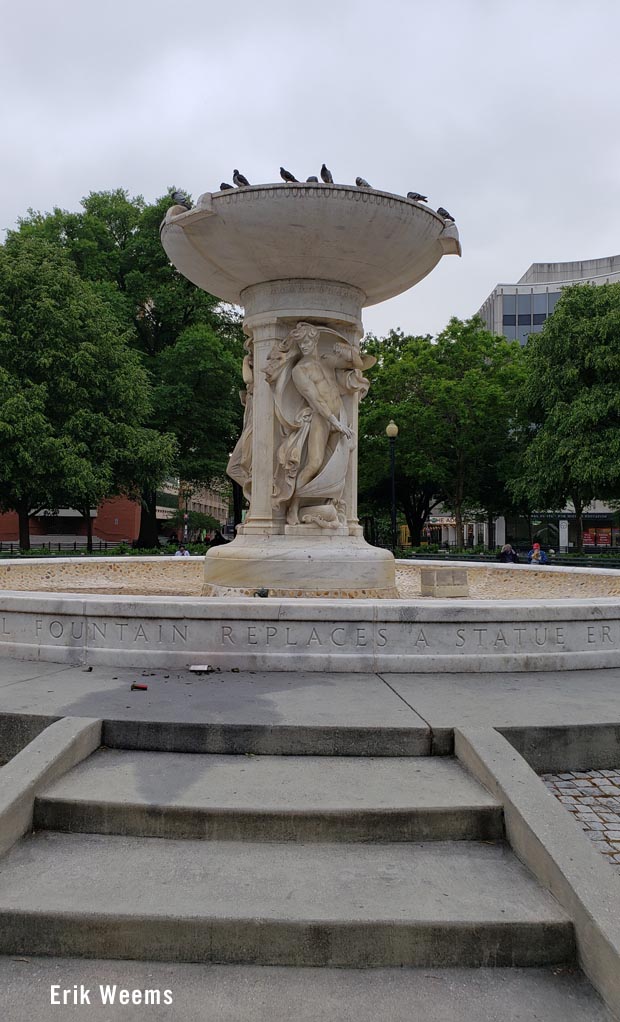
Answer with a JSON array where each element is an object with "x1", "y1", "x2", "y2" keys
[{"x1": 477, "y1": 254, "x2": 620, "y2": 344}]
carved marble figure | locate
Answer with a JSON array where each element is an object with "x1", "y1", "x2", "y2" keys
[
  {"x1": 265, "y1": 322, "x2": 374, "y2": 527},
  {"x1": 226, "y1": 343, "x2": 254, "y2": 499}
]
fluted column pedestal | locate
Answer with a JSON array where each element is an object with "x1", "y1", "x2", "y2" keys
[{"x1": 202, "y1": 279, "x2": 396, "y2": 597}]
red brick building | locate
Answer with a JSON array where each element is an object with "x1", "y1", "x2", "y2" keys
[
  {"x1": 0, "y1": 485, "x2": 228, "y2": 548},
  {"x1": 0, "y1": 497, "x2": 141, "y2": 546}
]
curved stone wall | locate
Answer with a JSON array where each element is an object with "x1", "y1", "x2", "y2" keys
[{"x1": 2, "y1": 558, "x2": 620, "y2": 672}]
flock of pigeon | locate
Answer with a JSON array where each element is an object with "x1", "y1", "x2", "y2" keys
[{"x1": 172, "y1": 166, "x2": 455, "y2": 222}]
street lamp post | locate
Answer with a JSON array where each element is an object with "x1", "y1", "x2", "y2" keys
[
  {"x1": 386, "y1": 420, "x2": 399, "y2": 552},
  {"x1": 182, "y1": 488, "x2": 189, "y2": 544}
]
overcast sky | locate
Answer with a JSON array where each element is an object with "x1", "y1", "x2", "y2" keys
[{"x1": 2, "y1": 0, "x2": 619, "y2": 338}]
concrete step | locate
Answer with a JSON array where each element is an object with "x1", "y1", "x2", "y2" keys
[
  {"x1": 34, "y1": 750, "x2": 503, "y2": 841},
  {"x1": 0, "y1": 832, "x2": 574, "y2": 967},
  {"x1": 0, "y1": 958, "x2": 612, "y2": 1022},
  {"x1": 101, "y1": 717, "x2": 432, "y2": 756}
]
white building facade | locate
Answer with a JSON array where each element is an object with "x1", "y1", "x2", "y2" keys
[{"x1": 477, "y1": 254, "x2": 620, "y2": 344}]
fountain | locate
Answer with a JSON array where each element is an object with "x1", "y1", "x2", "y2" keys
[
  {"x1": 160, "y1": 180, "x2": 461, "y2": 597},
  {"x1": 5, "y1": 177, "x2": 620, "y2": 674}
]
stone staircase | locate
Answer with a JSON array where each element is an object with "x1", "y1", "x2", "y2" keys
[
  {"x1": 0, "y1": 742, "x2": 576, "y2": 971},
  {"x1": 0, "y1": 724, "x2": 616, "y2": 1018}
]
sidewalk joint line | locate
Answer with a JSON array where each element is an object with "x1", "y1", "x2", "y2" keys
[{"x1": 376, "y1": 672, "x2": 435, "y2": 735}]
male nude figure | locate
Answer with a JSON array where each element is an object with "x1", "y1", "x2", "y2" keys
[{"x1": 287, "y1": 328, "x2": 362, "y2": 525}]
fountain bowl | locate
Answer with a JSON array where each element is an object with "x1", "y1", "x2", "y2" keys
[{"x1": 160, "y1": 183, "x2": 460, "y2": 308}]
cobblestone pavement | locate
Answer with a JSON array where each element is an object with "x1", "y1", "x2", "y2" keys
[{"x1": 541, "y1": 769, "x2": 620, "y2": 875}]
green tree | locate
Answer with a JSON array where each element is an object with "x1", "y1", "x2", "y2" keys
[
  {"x1": 359, "y1": 331, "x2": 445, "y2": 545},
  {"x1": 0, "y1": 235, "x2": 175, "y2": 550},
  {"x1": 13, "y1": 189, "x2": 244, "y2": 546},
  {"x1": 0, "y1": 372, "x2": 62, "y2": 548},
  {"x1": 165, "y1": 509, "x2": 221, "y2": 540},
  {"x1": 359, "y1": 320, "x2": 524, "y2": 547},
  {"x1": 430, "y1": 317, "x2": 525, "y2": 546},
  {"x1": 510, "y1": 283, "x2": 620, "y2": 551},
  {"x1": 154, "y1": 323, "x2": 241, "y2": 487}
]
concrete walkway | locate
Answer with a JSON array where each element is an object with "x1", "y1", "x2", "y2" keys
[
  {"x1": 1, "y1": 657, "x2": 619, "y2": 1020},
  {"x1": 1, "y1": 660, "x2": 620, "y2": 732}
]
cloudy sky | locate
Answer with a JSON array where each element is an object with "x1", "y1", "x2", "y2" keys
[{"x1": 2, "y1": 0, "x2": 619, "y2": 338}]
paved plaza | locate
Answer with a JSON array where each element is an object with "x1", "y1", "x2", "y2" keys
[
  {"x1": 543, "y1": 769, "x2": 620, "y2": 873},
  {"x1": 0, "y1": 657, "x2": 618, "y2": 1020}
]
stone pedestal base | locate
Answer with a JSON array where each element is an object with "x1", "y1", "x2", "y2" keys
[{"x1": 202, "y1": 535, "x2": 397, "y2": 599}]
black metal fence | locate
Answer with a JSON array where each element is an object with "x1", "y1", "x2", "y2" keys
[
  {"x1": 402, "y1": 550, "x2": 620, "y2": 569},
  {"x1": 0, "y1": 540, "x2": 116, "y2": 555}
]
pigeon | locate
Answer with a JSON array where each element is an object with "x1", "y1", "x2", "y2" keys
[
  {"x1": 220, "y1": 182, "x2": 234, "y2": 191},
  {"x1": 407, "y1": 191, "x2": 428, "y2": 202},
  {"x1": 320, "y1": 163, "x2": 334, "y2": 183},
  {"x1": 233, "y1": 169, "x2": 250, "y2": 187},
  {"x1": 356, "y1": 176, "x2": 371, "y2": 188},
  {"x1": 437, "y1": 206, "x2": 455, "y2": 221},
  {"x1": 306, "y1": 176, "x2": 319, "y2": 182},
  {"x1": 171, "y1": 190, "x2": 191, "y2": 209},
  {"x1": 280, "y1": 166, "x2": 298, "y2": 183}
]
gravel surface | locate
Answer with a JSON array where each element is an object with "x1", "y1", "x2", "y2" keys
[{"x1": 3, "y1": 559, "x2": 620, "y2": 600}]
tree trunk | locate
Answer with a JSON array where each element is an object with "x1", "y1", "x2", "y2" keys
[
  {"x1": 401, "y1": 501, "x2": 424, "y2": 546},
  {"x1": 572, "y1": 495, "x2": 584, "y2": 553},
  {"x1": 137, "y1": 488, "x2": 159, "y2": 548},
  {"x1": 16, "y1": 501, "x2": 31, "y2": 551},
  {"x1": 454, "y1": 506, "x2": 464, "y2": 549},
  {"x1": 362, "y1": 516, "x2": 376, "y2": 546},
  {"x1": 454, "y1": 457, "x2": 465, "y2": 549},
  {"x1": 486, "y1": 511, "x2": 494, "y2": 550},
  {"x1": 405, "y1": 514, "x2": 423, "y2": 546},
  {"x1": 400, "y1": 489, "x2": 439, "y2": 548},
  {"x1": 84, "y1": 509, "x2": 93, "y2": 554},
  {"x1": 232, "y1": 481, "x2": 244, "y2": 527}
]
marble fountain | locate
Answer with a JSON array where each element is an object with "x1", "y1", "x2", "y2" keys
[{"x1": 3, "y1": 178, "x2": 620, "y2": 672}]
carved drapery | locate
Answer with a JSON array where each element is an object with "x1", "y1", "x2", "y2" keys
[
  {"x1": 263, "y1": 322, "x2": 374, "y2": 528},
  {"x1": 226, "y1": 340, "x2": 254, "y2": 500}
]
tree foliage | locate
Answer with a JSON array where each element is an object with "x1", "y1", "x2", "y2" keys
[
  {"x1": 510, "y1": 283, "x2": 620, "y2": 550},
  {"x1": 359, "y1": 330, "x2": 445, "y2": 545},
  {"x1": 359, "y1": 318, "x2": 525, "y2": 545},
  {"x1": 165, "y1": 509, "x2": 222, "y2": 538},
  {"x1": 11, "y1": 189, "x2": 244, "y2": 545},
  {"x1": 0, "y1": 234, "x2": 175, "y2": 548}
]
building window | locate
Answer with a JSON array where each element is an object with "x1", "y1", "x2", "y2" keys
[
  {"x1": 503, "y1": 294, "x2": 516, "y2": 316},
  {"x1": 533, "y1": 293, "x2": 547, "y2": 316},
  {"x1": 533, "y1": 313, "x2": 546, "y2": 326},
  {"x1": 502, "y1": 314, "x2": 516, "y2": 326},
  {"x1": 517, "y1": 294, "x2": 532, "y2": 315}
]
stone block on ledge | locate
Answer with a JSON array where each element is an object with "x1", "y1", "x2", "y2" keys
[{"x1": 420, "y1": 567, "x2": 469, "y2": 598}]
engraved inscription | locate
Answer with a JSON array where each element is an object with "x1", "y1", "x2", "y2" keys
[
  {"x1": 209, "y1": 620, "x2": 620, "y2": 654},
  {"x1": 16, "y1": 616, "x2": 620, "y2": 657},
  {"x1": 33, "y1": 618, "x2": 189, "y2": 644}
]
